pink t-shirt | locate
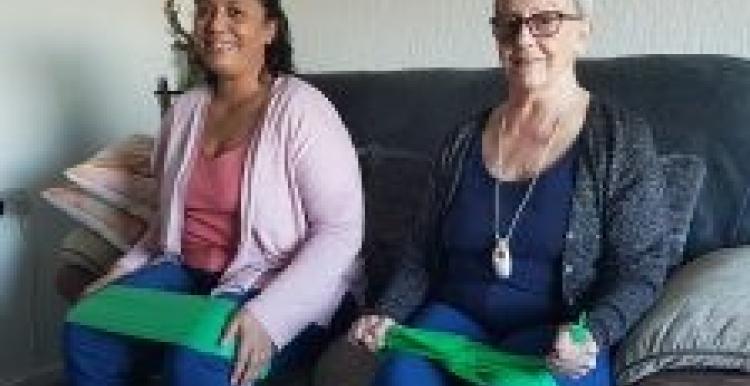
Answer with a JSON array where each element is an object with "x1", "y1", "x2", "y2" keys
[{"x1": 182, "y1": 134, "x2": 252, "y2": 273}]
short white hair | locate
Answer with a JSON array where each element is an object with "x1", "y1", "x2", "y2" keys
[{"x1": 495, "y1": 0, "x2": 593, "y2": 17}]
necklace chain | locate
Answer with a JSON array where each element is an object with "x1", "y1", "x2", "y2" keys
[
  {"x1": 493, "y1": 114, "x2": 561, "y2": 243},
  {"x1": 492, "y1": 89, "x2": 581, "y2": 245}
]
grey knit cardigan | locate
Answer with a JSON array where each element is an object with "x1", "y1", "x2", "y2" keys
[{"x1": 373, "y1": 96, "x2": 669, "y2": 349}]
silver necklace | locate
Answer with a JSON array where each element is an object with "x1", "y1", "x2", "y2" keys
[{"x1": 490, "y1": 103, "x2": 569, "y2": 279}]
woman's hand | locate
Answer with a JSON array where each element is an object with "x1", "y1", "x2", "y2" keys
[
  {"x1": 81, "y1": 263, "x2": 135, "y2": 298},
  {"x1": 348, "y1": 314, "x2": 395, "y2": 352},
  {"x1": 222, "y1": 309, "x2": 275, "y2": 386},
  {"x1": 547, "y1": 324, "x2": 598, "y2": 378}
]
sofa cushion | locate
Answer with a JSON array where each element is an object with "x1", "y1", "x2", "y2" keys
[
  {"x1": 314, "y1": 336, "x2": 377, "y2": 386},
  {"x1": 357, "y1": 145, "x2": 431, "y2": 303},
  {"x1": 616, "y1": 246, "x2": 750, "y2": 385},
  {"x1": 634, "y1": 371, "x2": 750, "y2": 386},
  {"x1": 660, "y1": 154, "x2": 706, "y2": 269},
  {"x1": 57, "y1": 227, "x2": 121, "y2": 276},
  {"x1": 55, "y1": 227, "x2": 122, "y2": 301}
]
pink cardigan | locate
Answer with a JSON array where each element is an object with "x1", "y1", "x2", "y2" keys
[{"x1": 118, "y1": 76, "x2": 364, "y2": 348}]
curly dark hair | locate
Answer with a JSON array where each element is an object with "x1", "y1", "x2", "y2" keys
[{"x1": 259, "y1": 0, "x2": 295, "y2": 77}]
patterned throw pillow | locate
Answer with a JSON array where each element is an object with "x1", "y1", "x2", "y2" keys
[
  {"x1": 42, "y1": 186, "x2": 147, "y2": 251},
  {"x1": 44, "y1": 135, "x2": 157, "y2": 274},
  {"x1": 64, "y1": 134, "x2": 156, "y2": 220}
]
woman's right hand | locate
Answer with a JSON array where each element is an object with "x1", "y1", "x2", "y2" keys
[
  {"x1": 80, "y1": 263, "x2": 134, "y2": 298},
  {"x1": 348, "y1": 314, "x2": 395, "y2": 352}
]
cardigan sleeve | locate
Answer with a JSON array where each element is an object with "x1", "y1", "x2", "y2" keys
[
  {"x1": 372, "y1": 121, "x2": 470, "y2": 322},
  {"x1": 244, "y1": 85, "x2": 364, "y2": 348},
  {"x1": 116, "y1": 99, "x2": 178, "y2": 271},
  {"x1": 371, "y1": 152, "x2": 438, "y2": 322},
  {"x1": 587, "y1": 111, "x2": 670, "y2": 348}
]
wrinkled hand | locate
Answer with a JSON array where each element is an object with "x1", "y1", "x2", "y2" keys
[
  {"x1": 222, "y1": 309, "x2": 274, "y2": 386},
  {"x1": 81, "y1": 263, "x2": 135, "y2": 298},
  {"x1": 348, "y1": 314, "x2": 395, "y2": 352},
  {"x1": 547, "y1": 324, "x2": 598, "y2": 378}
]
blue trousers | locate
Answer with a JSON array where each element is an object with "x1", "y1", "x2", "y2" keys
[
  {"x1": 372, "y1": 303, "x2": 612, "y2": 386},
  {"x1": 63, "y1": 260, "x2": 343, "y2": 386}
]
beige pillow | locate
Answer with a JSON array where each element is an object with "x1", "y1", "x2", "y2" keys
[
  {"x1": 64, "y1": 134, "x2": 156, "y2": 220},
  {"x1": 42, "y1": 186, "x2": 147, "y2": 251},
  {"x1": 616, "y1": 246, "x2": 750, "y2": 385},
  {"x1": 65, "y1": 165, "x2": 156, "y2": 220},
  {"x1": 81, "y1": 134, "x2": 154, "y2": 174}
]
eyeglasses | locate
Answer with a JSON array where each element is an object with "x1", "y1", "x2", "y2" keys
[{"x1": 490, "y1": 11, "x2": 583, "y2": 42}]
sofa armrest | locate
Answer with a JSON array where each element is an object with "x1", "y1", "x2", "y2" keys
[{"x1": 56, "y1": 264, "x2": 98, "y2": 302}]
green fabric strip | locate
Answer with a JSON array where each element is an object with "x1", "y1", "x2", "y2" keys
[
  {"x1": 384, "y1": 326, "x2": 557, "y2": 386},
  {"x1": 382, "y1": 315, "x2": 592, "y2": 386},
  {"x1": 569, "y1": 312, "x2": 591, "y2": 345},
  {"x1": 67, "y1": 285, "x2": 237, "y2": 359}
]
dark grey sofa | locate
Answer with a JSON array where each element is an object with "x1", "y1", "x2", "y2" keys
[
  {"x1": 305, "y1": 55, "x2": 750, "y2": 259},
  {"x1": 302, "y1": 54, "x2": 750, "y2": 386},
  {"x1": 57, "y1": 55, "x2": 750, "y2": 385}
]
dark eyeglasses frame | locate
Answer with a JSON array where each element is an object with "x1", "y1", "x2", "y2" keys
[{"x1": 489, "y1": 11, "x2": 583, "y2": 42}]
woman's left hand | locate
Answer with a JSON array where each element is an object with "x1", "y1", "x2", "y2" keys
[
  {"x1": 222, "y1": 309, "x2": 275, "y2": 386},
  {"x1": 546, "y1": 324, "x2": 598, "y2": 379}
]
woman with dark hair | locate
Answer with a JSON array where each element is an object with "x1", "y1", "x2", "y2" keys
[{"x1": 63, "y1": 1, "x2": 363, "y2": 385}]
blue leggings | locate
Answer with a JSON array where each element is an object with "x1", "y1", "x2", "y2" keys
[
  {"x1": 372, "y1": 303, "x2": 612, "y2": 386},
  {"x1": 63, "y1": 260, "x2": 337, "y2": 386}
]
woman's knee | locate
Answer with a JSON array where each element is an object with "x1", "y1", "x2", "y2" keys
[
  {"x1": 62, "y1": 322, "x2": 86, "y2": 363},
  {"x1": 63, "y1": 322, "x2": 122, "y2": 359},
  {"x1": 63, "y1": 322, "x2": 138, "y2": 383}
]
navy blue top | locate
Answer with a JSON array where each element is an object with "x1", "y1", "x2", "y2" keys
[{"x1": 437, "y1": 129, "x2": 581, "y2": 332}]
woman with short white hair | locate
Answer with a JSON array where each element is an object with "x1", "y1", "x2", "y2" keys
[{"x1": 351, "y1": 0, "x2": 669, "y2": 385}]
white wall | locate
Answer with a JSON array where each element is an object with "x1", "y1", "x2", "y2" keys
[
  {"x1": 0, "y1": 1, "x2": 173, "y2": 384},
  {"x1": 287, "y1": 0, "x2": 750, "y2": 72},
  {"x1": 0, "y1": 0, "x2": 748, "y2": 384}
]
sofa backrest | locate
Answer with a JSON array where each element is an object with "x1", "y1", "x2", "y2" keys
[{"x1": 303, "y1": 54, "x2": 750, "y2": 261}]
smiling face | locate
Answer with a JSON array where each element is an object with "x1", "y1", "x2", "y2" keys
[
  {"x1": 494, "y1": 0, "x2": 590, "y2": 93},
  {"x1": 193, "y1": 0, "x2": 277, "y2": 79}
]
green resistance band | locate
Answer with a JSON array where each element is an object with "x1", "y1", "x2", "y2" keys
[
  {"x1": 67, "y1": 285, "x2": 269, "y2": 379},
  {"x1": 382, "y1": 314, "x2": 591, "y2": 386}
]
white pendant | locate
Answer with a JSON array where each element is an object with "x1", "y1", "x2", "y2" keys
[{"x1": 491, "y1": 238, "x2": 512, "y2": 278}]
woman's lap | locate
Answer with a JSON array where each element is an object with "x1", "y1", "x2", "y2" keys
[
  {"x1": 64, "y1": 260, "x2": 330, "y2": 386},
  {"x1": 373, "y1": 302, "x2": 612, "y2": 386}
]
